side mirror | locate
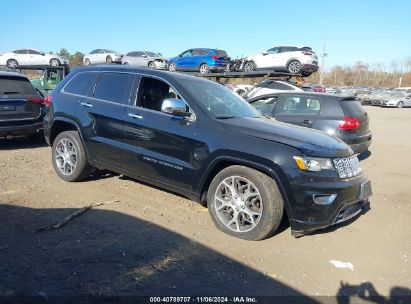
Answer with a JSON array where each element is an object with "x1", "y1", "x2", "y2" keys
[
  {"x1": 262, "y1": 51, "x2": 268, "y2": 56},
  {"x1": 161, "y1": 98, "x2": 191, "y2": 117},
  {"x1": 41, "y1": 53, "x2": 45, "y2": 56},
  {"x1": 178, "y1": 54, "x2": 182, "y2": 58}
]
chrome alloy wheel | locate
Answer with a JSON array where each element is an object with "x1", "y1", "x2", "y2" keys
[
  {"x1": 55, "y1": 138, "x2": 77, "y2": 176},
  {"x1": 214, "y1": 176, "x2": 263, "y2": 233},
  {"x1": 288, "y1": 61, "x2": 301, "y2": 73}
]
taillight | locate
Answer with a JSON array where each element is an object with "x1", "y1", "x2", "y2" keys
[
  {"x1": 302, "y1": 51, "x2": 312, "y2": 55},
  {"x1": 339, "y1": 117, "x2": 360, "y2": 130},
  {"x1": 210, "y1": 55, "x2": 219, "y2": 60},
  {"x1": 29, "y1": 97, "x2": 44, "y2": 104},
  {"x1": 44, "y1": 95, "x2": 52, "y2": 106}
]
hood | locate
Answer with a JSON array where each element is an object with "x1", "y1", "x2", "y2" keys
[{"x1": 221, "y1": 117, "x2": 352, "y2": 158}]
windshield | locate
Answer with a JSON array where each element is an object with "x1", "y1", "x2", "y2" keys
[
  {"x1": 103, "y1": 49, "x2": 115, "y2": 53},
  {"x1": 146, "y1": 52, "x2": 160, "y2": 57},
  {"x1": 180, "y1": 79, "x2": 260, "y2": 119}
]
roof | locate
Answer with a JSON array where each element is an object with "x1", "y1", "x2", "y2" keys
[
  {"x1": 0, "y1": 71, "x2": 28, "y2": 79},
  {"x1": 248, "y1": 91, "x2": 356, "y2": 100}
]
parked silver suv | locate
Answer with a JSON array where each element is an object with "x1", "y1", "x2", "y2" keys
[{"x1": 244, "y1": 45, "x2": 319, "y2": 76}]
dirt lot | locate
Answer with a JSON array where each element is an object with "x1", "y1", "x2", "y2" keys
[{"x1": 0, "y1": 106, "x2": 410, "y2": 302}]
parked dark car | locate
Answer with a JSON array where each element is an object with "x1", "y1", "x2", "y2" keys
[
  {"x1": 0, "y1": 71, "x2": 46, "y2": 139},
  {"x1": 168, "y1": 48, "x2": 229, "y2": 74},
  {"x1": 44, "y1": 66, "x2": 372, "y2": 240},
  {"x1": 248, "y1": 92, "x2": 372, "y2": 154}
]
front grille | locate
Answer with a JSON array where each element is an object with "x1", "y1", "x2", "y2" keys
[
  {"x1": 334, "y1": 202, "x2": 363, "y2": 224},
  {"x1": 333, "y1": 155, "x2": 362, "y2": 179}
]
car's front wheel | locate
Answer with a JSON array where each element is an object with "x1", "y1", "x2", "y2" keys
[
  {"x1": 6, "y1": 59, "x2": 18, "y2": 68},
  {"x1": 397, "y1": 101, "x2": 404, "y2": 108},
  {"x1": 244, "y1": 61, "x2": 256, "y2": 72},
  {"x1": 106, "y1": 56, "x2": 113, "y2": 64},
  {"x1": 168, "y1": 62, "x2": 176, "y2": 72},
  {"x1": 287, "y1": 60, "x2": 302, "y2": 74},
  {"x1": 50, "y1": 58, "x2": 61, "y2": 66},
  {"x1": 207, "y1": 165, "x2": 284, "y2": 240},
  {"x1": 148, "y1": 61, "x2": 156, "y2": 69},
  {"x1": 52, "y1": 131, "x2": 91, "y2": 182}
]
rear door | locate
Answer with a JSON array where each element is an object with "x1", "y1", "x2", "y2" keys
[
  {"x1": 0, "y1": 75, "x2": 42, "y2": 123},
  {"x1": 71, "y1": 71, "x2": 136, "y2": 168},
  {"x1": 274, "y1": 94, "x2": 322, "y2": 128}
]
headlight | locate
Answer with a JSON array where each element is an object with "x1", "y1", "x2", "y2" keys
[{"x1": 293, "y1": 156, "x2": 333, "y2": 172}]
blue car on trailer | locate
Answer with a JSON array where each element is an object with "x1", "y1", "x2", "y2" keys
[{"x1": 167, "y1": 48, "x2": 229, "y2": 74}]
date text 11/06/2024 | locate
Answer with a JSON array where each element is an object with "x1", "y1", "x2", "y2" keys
[{"x1": 149, "y1": 296, "x2": 258, "y2": 303}]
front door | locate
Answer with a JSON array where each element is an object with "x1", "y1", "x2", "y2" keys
[{"x1": 122, "y1": 75, "x2": 199, "y2": 190}]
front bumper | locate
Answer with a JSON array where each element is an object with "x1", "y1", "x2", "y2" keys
[
  {"x1": 154, "y1": 61, "x2": 167, "y2": 69},
  {"x1": 286, "y1": 169, "x2": 372, "y2": 236}
]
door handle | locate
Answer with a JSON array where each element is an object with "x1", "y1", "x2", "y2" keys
[
  {"x1": 303, "y1": 119, "x2": 312, "y2": 124},
  {"x1": 80, "y1": 101, "x2": 93, "y2": 107},
  {"x1": 128, "y1": 113, "x2": 143, "y2": 119}
]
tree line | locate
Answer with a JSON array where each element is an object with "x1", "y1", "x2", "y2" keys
[{"x1": 52, "y1": 49, "x2": 411, "y2": 88}]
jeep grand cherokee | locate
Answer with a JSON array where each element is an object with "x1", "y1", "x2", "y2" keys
[{"x1": 43, "y1": 66, "x2": 372, "y2": 240}]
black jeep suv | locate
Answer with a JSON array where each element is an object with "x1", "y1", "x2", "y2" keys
[{"x1": 44, "y1": 66, "x2": 372, "y2": 240}]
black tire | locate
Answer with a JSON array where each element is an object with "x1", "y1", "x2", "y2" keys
[
  {"x1": 207, "y1": 165, "x2": 284, "y2": 240},
  {"x1": 301, "y1": 71, "x2": 312, "y2": 77},
  {"x1": 199, "y1": 63, "x2": 209, "y2": 74},
  {"x1": 84, "y1": 58, "x2": 91, "y2": 65},
  {"x1": 244, "y1": 61, "x2": 256, "y2": 72},
  {"x1": 287, "y1": 60, "x2": 302, "y2": 74},
  {"x1": 106, "y1": 56, "x2": 113, "y2": 64},
  {"x1": 397, "y1": 101, "x2": 404, "y2": 109},
  {"x1": 52, "y1": 131, "x2": 91, "y2": 182},
  {"x1": 148, "y1": 61, "x2": 156, "y2": 69},
  {"x1": 6, "y1": 59, "x2": 18, "y2": 68},
  {"x1": 168, "y1": 62, "x2": 176, "y2": 72},
  {"x1": 49, "y1": 58, "x2": 61, "y2": 66}
]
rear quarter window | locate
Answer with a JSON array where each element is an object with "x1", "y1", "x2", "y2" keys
[
  {"x1": 63, "y1": 72, "x2": 100, "y2": 96},
  {"x1": 0, "y1": 76, "x2": 37, "y2": 96},
  {"x1": 340, "y1": 99, "x2": 366, "y2": 116}
]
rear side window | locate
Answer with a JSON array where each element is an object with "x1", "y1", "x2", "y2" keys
[
  {"x1": 0, "y1": 76, "x2": 37, "y2": 96},
  {"x1": 340, "y1": 99, "x2": 366, "y2": 116},
  {"x1": 94, "y1": 72, "x2": 135, "y2": 105},
  {"x1": 63, "y1": 72, "x2": 99, "y2": 96},
  {"x1": 278, "y1": 96, "x2": 322, "y2": 115},
  {"x1": 215, "y1": 50, "x2": 228, "y2": 57}
]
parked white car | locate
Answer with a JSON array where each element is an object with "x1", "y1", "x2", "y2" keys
[
  {"x1": 121, "y1": 51, "x2": 167, "y2": 69},
  {"x1": 0, "y1": 49, "x2": 68, "y2": 68},
  {"x1": 83, "y1": 49, "x2": 122, "y2": 65},
  {"x1": 244, "y1": 80, "x2": 303, "y2": 99},
  {"x1": 243, "y1": 45, "x2": 319, "y2": 76},
  {"x1": 380, "y1": 92, "x2": 411, "y2": 108}
]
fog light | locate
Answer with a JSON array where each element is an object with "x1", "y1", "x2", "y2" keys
[{"x1": 313, "y1": 194, "x2": 337, "y2": 205}]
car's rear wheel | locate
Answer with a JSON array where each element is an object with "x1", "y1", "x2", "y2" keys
[
  {"x1": 397, "y1": 101, "x2": 404, "y2": 108},
  {"x1": 287, "y1": 60, "x2": 302, "y2": 74},
  {"x1": 168, "y1": 62, "x2": 176, "y2": 72},
  {"x1": 199, "y1": 63, "x2": 209, "y2": 74},
  {"x1": 52, "y1": 131, "x2": 91, "y2": 182},
  {"x1": 106, "y1": 56, "x2": 113, "y2": 64},
  {"x1": 244, "y1": 61, "x2": 256, "y2": 72},
  {"x1": 207, "y1": 165, "x2": 284, "y2": 240},
  {"x1": 84, "y1": 58, "x2": 91, "y2": 65},
  {"x1": 6, "y1": 59, "x2": 18, "y2": 68},
  {"x1": 148, "y1": 61, "x2": 156, "y2": 69},
  {"x1": 50, "y1": 58, "x2": 61, "y2": 66}
]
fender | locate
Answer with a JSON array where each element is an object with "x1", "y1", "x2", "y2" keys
[{"x1": 197, "y1": 155, "x2": 295, "y2": 219}]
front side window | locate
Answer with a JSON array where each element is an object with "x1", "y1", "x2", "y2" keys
[
  {"x1": 278, "y1": 96, "x2": 322, "y2": 115},
  {"x1": 181, "y1": 50, "x2": 192, "y2": 58},
  {"x1": 27, "y1": 49, "x2": 41, "y2": 55},
  {"x1": 137, "y1": 77, "x2": 184, "y2": 112},
  {"x1": 267, "y1": 47, "x2": 279, "y2": 54},
  {"x1": 63, "y1": 72, "x2": 100, "y2": 96},
  {"x1": 250, "y1": 96, "x2": 278, "y2": 116},
  {"x1": 93, "y1": 72, "x2": 135, "y2": 104},
  {"x1": 90, "y1": 49, "x2": 99, "y2": 54}
]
